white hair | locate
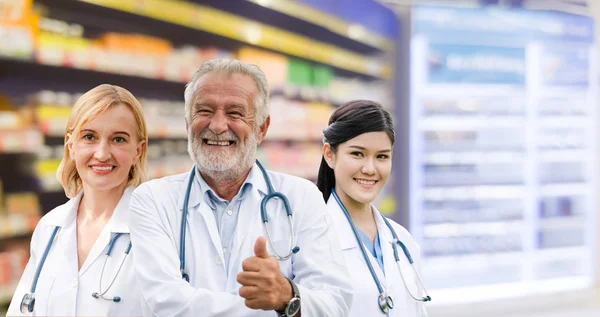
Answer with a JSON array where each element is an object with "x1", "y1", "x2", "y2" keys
[{"x1": 184, "y1": 59, "x2": 269, "y2": 127}]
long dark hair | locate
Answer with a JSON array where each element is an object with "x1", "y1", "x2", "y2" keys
[{"x1": 317, "y1": 100, "x2": 395, "y2": 202}]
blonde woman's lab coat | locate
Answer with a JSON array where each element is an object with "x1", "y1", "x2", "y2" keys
[
  {"x1": 327, "y1": 198, "x2": 428, "y2": 317},
  {"x1": 7, "y1": 187, "x2": 141, "y2": 317}
]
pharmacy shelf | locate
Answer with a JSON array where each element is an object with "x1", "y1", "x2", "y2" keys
[
  {"x1": 44, "y1": 0, "x2": 391, "y2": 79},
  {"x1": 423, "y1": 151, "x2": 525, "y2": 165},
  {"x1": 423, "y1": 220, "x2": 524, "y2": 238},
  {"x1": 539, "y1": 182, "x2": 589, "y2": 197},
  {"x1": 0, "y1": 56, "x2": 184, "y2": 100},
  {"x1": 419, "y1": 116, "x2": 525, "y2": 130},
  {"x1": 539, "y1": 149, "x2": 587, "y2": 162},
  {"x1": 423, "y1": 185, "x2": 527, "y2": 201},
  {"x1": 0, "y1": 56, "x2": 341, "y2": 107},
  {"x1": 237, "y1": 0, "x2": 394, "y2": 52},
  {"x1": 424, "y1": 246, "x2": 588, "y2": 268},
  {"x1": 0, "y1": 215, "x2": 39, "y2": 240},
  {"x1": 0, "y1": 129, "x2": 43, "y2": 154},
  {"x1": 539, "y1": 216, "x2": 586, "y2": 231}
]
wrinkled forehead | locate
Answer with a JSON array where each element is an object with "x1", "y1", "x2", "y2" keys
[
  {"x1": 193, "y1": 71, "x2": 258, "y2": 96},
  {"x1": 192, "y1": 72, "x2": 258, "y2": 107}
]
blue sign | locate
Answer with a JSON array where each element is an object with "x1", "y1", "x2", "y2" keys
[
  {"x1": 427, "y1": 44, "x2": 526, "y2": 84},
  {"x1": 414, "y1": 5, "x2": 594, "y2": 44}
]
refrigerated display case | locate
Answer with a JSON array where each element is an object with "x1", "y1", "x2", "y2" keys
[{"x1": 409, "y1": 5, "x2": 596, "y2": 303}]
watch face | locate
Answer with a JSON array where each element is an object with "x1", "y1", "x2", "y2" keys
[{"x1": 286, "y1": 297, "x2": 301, "y2": 316}]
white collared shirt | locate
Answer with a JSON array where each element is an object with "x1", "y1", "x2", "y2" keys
[
  {"x1": 7, "y1": 187, "x2": 142, "y2": 317},
  {"x1": 128, "y1": 163, "x2": 353, "y2": 317},
  {"x1": 327, "y1": 198, "x2": 429, "y2": 317}
]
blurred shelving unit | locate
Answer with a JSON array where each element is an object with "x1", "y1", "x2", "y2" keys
[
  {"x1": 0, "y1": 0, "x2": 399, "y2": 308},
  {"x1": 408, "y1": 4, "x2": 597, "y2": 306}
]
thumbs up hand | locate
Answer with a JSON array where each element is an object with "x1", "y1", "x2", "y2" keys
[
  {"x1": 237, "y1": 237, "x2": 293, "y2": 311},
  {"x1": 253, "y1": 236, "x2": 270, "y2": 259}
]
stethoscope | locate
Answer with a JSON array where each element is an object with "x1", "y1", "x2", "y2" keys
[
  {"x1": 331, "y1": 189, "x2": 431, "y2": 314},
  {"x1": 179, "y1": 160, "x2": 300, "y2": 282},
  {"x1": 20, "y1": 227, "x2": 132, "y2": 313}
]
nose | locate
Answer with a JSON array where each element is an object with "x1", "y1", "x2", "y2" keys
[
  {"x1": 361, "y1": 157, "x2": 376, "y2": 175},
  {"x1": 93, "y1": 139, "x2": 111, "y2": 161},
  {"x1": 208, "y1": 110, "x2": 229, "y2": 135}
]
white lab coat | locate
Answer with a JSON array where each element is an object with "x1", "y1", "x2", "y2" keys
[
  {"x1": 128, "y1": 164, "x2": 353, "y2": 317},
  {"x1": 327, "y1": 198, "x2": 428, "y2": 317},
  {"x1": 7, "y1": 187, "x2": 141, "y2": 317}
]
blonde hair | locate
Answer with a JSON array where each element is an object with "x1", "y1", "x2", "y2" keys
[{"x1": 57, "y1": 84, "x2": 149, "y2": 198}]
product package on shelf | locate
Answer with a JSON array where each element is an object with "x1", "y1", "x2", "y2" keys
[{"x1": 0, "y1": 0, "x2": 37, "y2": 59}]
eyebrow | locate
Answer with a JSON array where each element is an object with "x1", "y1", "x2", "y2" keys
[
  {"x1": 347, "y1": 145, "x2": 392, "y2": 153},
  {"x1": 80, "y1": 129, "x2": 131, "y2": 137}
]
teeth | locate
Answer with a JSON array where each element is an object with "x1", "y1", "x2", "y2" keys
[
  {"x1": 92, "y1": 166, "x2": 113, "y2": 171},
  {"x1": 356, "y1": 179, "x2": 375, "y2": 185},
  {"x1": 207, "y1": 140, "x2": 231, "y2": 146}
]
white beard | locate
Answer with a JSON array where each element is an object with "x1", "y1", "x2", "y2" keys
[{"x1": 187, "y1": 128, "x2": 257, "y2": 183}]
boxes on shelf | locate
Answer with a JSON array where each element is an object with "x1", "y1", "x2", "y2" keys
[
  {"x1": 5, "y1": 192, "x2": 39, "y2": 217},
  {"x1": 0, "y1": 0, "x2": 38, "y2": 58}
]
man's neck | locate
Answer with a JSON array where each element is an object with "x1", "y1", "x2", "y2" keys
[{"x1": 200, "y1": 169, "x2": 251, "y2": 202}]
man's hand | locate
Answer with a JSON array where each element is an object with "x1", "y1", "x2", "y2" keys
[{"x1": 237, "y1": 236, "x2": 293, "y2": 311}]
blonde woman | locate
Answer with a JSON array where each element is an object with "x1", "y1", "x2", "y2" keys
[{"x1": 7, "y1": 84, "x2": 148, "y2": 316}]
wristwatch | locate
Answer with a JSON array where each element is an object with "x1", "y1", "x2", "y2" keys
[{"x1": 276, "y1": 277, "x2": 301, "y2": 317}]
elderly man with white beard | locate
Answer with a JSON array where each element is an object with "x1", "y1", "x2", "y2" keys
[{"x1": 128, "y1": 59, "x2": 353, "y2": 317}]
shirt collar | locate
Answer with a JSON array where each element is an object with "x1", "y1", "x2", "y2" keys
[{"x1": 194, "y1": 162, "x2": 269, "y2": 207}]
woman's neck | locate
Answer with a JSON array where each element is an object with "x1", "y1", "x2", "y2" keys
[
  {"x1": 335, "y1": 186, "x2": 378, "y2": 241},
  {"x1": 77, "y1": 183, "x2": 127, "y2": 224}
]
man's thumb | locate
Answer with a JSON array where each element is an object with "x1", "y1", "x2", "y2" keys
[{"x1": 253, "y1": 236, "x2": 270, "y2": 258}]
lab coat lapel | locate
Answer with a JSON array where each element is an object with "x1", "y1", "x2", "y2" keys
[
  {"x1": 49, "y1": 194, "x2": 79, "y2": 280},
  {"x1": 79, "y1": 188, "x2": 133, "y2": 276},
  {"x1": 229, "y1": 188, "x2": 261, "y2": 277},
  {"x1": 230, "y1": 166, "x2": 266, "y2": 273},
  {"x1": 327, "y1": 198, "x2": 368, "y2": 268},
  {"x1": 197, "y1": 199, "x2": 225, "y2": 269},
  {"x1": 78, "y1": 226, "x2": 110, "y2": 276},
  {"x1": 177, "y1": 168, "x2": 225, "y2": 270},
  {"x1": 374, "y1": 207, "x2": 395, "y2": 289}
]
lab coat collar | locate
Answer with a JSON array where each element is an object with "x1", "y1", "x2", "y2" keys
[
  {"x1": 373, "y1": 205, "x2": 394, "y2": 245},
  {"x1": 327, "y1": 197, "x2": 388, "y2": 286},
  {"x1": 44, "y1": 187, "x2": 133, "y2": 234},
  {"x1": 44, "y1": 190, "x2": 82, "y2": 228},
  {"x1": 108, "y1": 187, "x2": 134, "y2": 233},
  {"x1": 327, "y1": 198, "x2": 359, "y2": 251},
  {"x1": 327, "y1": 198, "x2": 392, "y2": 249}
]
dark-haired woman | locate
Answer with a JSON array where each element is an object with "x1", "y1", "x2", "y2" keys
[{"x1": 318, "y1": 100, "x2": 430, "y2": 317}]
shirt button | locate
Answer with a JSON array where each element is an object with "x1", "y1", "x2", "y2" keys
[
  {"x1": 71, "y1": 278, "x2": 78, "y2": 288},
  {"x1": 215, "y1": 255, "x2": 222, "y2": 265},
  {"x1": 227, "y1": 209, "x2": 233, "y2": 216},
  {"x1": 222, "y1": 248, "x2": 227, "y2": 254}
]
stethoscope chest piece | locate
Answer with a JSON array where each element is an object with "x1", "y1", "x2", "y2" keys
[
  {"x1": 378, "y1": 293, "x2": 394, "y2": 314},
  {"x1": 20, "y1": 292, "x2": 35, "y2": 313}
]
